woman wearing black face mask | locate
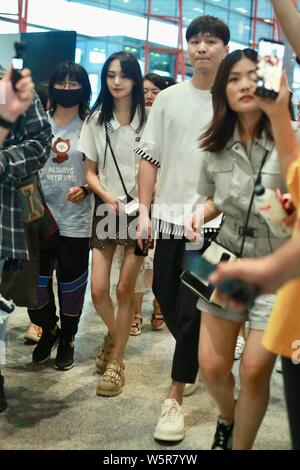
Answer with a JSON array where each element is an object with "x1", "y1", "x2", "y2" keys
[{"x1": 27, "y1": 62, "x2": 93, "y2": 371}]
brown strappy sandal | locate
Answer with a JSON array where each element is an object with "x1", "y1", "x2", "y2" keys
[
  {"x1": 151, "y1": 298, "x2": 165, "y2": 330},
  {"x1": 130, "y1": 316, "x2": 143, "y2": 336}
]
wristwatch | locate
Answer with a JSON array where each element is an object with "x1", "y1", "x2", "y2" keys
[
  {"x1": 80, "y1": 185, "x2": 89, "y2": 196},
  {"x1": 0, "y1": 115, "x2": 15, "y2": 129}
]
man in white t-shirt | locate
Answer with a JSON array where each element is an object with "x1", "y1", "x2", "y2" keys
[{"x1": 135, "y1": 16, "x2": 230, "y2": 442}]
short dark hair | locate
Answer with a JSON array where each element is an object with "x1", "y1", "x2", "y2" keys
[
  {"x1": 143, "y1": 73, "x2": 166, "y2": 91},
  {"x1": 48, "y1": 61, "x2": 91, "y2": 120},
  {"x1": 186, "y1": 15, "x2": 230, "y2": 45},
  {"x1": 200, "y1": 48, "x2": 272, "y2": 153},
  {"x1": 89, "y1": 51, "x2": 145, "y2": 128}
]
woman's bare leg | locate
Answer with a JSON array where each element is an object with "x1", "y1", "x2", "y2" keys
[
  {"x1": 91, "y1": 246, "x2": 116, "y2": 339},
  {"x1": 233, "y1": 329, "x2": 276, "y2": 449},
  {"x1": 199, "y1": 312, "x2": 241, "y2": 422}
]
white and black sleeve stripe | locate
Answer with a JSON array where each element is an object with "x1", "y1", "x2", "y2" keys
[{"x1": 134, "y1": 146, "x2": 160, "y2": 168}]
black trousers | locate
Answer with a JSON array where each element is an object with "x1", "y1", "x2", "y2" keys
[
  {"x1": 282, "y1": 356, "x2": 300, "y2": 450},
  {"x1": 28, "y1": 236, "x2": 90, "y2": 341},
  {"x1": 153, "y1": 236, "x2": 200, "y2": 384}
]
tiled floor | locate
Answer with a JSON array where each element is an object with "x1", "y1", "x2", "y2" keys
[{"x1": 0, "y1": 281, "x2": 290, "y2": 450}]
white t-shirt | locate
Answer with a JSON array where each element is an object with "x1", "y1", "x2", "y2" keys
[
  {"x1": 78, "y1": 111, "x2": 145, "y2": 200},
  {"x1": 134, "y1": 80, "x2": 217, "y2": 234}
]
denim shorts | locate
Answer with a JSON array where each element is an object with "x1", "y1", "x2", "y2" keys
[{"x1": 196, "y1": 293, "x2": 275, "y2": 331}]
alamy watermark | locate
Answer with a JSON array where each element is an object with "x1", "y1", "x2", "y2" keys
[{"x1": 95, "y1": 202, "x2": 205, "y2": 250}]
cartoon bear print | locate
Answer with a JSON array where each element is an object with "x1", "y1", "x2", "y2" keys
[{"x1": 52, "y1": 137, "x2": 70, "y2": 164}]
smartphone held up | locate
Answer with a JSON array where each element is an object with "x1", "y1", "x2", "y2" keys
[
  {"x1": 11, "y1": 42, "x2": 26, "y2": 92},
  {"x1": 255, "y1": 38, "x2": 285, "y2": 100}
]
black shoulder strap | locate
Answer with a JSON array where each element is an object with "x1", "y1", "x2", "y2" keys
[
  {"x1": 104, "y1": 122, "x2": 130, "y2": 198},
  {"x1": 238, "y1": 147, "x2": 272, "y2": 257}
]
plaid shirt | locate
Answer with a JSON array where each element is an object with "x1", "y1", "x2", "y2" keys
[{"x1": 0, "y1": 91, "x2": 52, "y2": 262}]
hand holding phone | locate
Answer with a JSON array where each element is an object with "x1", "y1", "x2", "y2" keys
[
  {"x1": 134, "y1": 238, "x2": 154, "y2": 257},
  {"x1": 186, "y1": 254, "x2": 258, "y2": 309},
  {"x1": 255, "y1": 38, "x2": 285, "y2": 100},
  {"x1": 11, "y1": 42, "x2": 26, "y2": 92}
]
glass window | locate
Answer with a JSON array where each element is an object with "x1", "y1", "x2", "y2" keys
[
  {"x1": 150, "y1": 0, "x2": 177, "y2": 17},
  {"x1": 110, "y1": 0, "x2": 146, "y2": 16},
  {"x1": 89, "y1": 49, "x2": 106, "y2": 64},
  {"x1": 75, "y1": 48, "x2": 82, "y2": 63},
  {"x1": 204, "y1": 4, "x2": 228, "y2": 22},
  {"x1": 228, "y1": 12, "x2": 251, "y2": 45},
  {"x1": 229, "y1": 0, "x2": 251, "y2": 16},
  {"x1": 255, "y1": 22, "x2": 273, "y2": 42}
]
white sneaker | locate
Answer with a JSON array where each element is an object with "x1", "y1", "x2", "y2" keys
[
  {"x1": 183, "y1": 371, "x2": 201, "y2": 397},
  {"x1": 234, "y1": 336, "x2": 245, "y2": 361},
  {"x1": 183, "y1": 381, "x2": 198, "y2": 397},
  {"x1": 153, "y1": 399, "x2": 185, "y2": 442}
]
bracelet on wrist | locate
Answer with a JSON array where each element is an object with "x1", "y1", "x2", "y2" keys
[{"x1": 0, "y1": 115, "x2": 15, "y2": 129}]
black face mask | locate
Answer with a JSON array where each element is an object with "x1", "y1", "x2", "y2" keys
[{"x1": 53, "y1": 88, "x2": 83, "y2": 108}]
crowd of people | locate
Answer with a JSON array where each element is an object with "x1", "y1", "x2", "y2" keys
[{"x1": 0, "y1": 0, "x2": 300, "y2": 450}]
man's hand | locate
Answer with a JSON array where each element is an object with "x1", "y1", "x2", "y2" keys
[
  {"x1": 136, "y1": 209, "x2": 152, "y2": 250},
  {"x1": 185, "y1": 210, "x2": 203, "y2": 243},
  {"x1": 0, "y1": 66, "x2": 34, "y2": 122}
]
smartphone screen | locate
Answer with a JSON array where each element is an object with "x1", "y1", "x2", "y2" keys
[
  {"x1": 255, "y1": 38, "x2": 285, "y2": 99},
  {"x1": 11, "y1": 57, "x2": 24, "y2": 91},
  {"x1": 12, "y1": 57, "x2": 24, "y2": 71},
  {"x1": 184, "y1": 252, "x2": 215, "y2": 286}
]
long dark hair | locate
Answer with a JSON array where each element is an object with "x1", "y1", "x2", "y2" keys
[
  {"x1": 48, "y1": 62, "x2": 91, "y2": 120},
  {"x1": 88, "y1": 51, "x2": 145, "y2": 128},
  {"x1": 200, "y1": 48, "x2": 273, "y2": 153}
]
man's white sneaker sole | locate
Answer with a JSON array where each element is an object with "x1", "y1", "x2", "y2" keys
[{"x1": 153, "y1": 428, "x2": 185, "y2": 442}]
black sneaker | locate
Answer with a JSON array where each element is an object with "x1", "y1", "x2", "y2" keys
[
  {"x1": 0, "y1": 374, "x2": 8, "y2": 413},
  {"x1": 211, "y1": 416, "x2": 234, "y2": 450},
  {"x1": 55, "y1": 340, "x2": 74, "y2": 370},
  {"x1": 32, "y1": 328, "x2": 60, "y2": 363}
]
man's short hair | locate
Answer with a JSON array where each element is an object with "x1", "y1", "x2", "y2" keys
[{"x1": 186, "y1": 15, "x2": 230, "y2": 45}]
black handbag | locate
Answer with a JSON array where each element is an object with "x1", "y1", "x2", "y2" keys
[
  {"x1": 181, "y1": 148, "x2": 271, "y2": 307},
  {"x1": 0, "y1": 221, "x2": 40, "y2": 308}
]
